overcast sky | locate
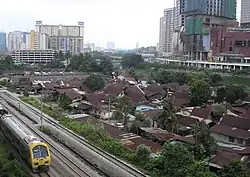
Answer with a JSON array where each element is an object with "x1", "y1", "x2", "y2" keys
[{"x1": 0, "y1": 0, "x2": 241, "y2": 49}]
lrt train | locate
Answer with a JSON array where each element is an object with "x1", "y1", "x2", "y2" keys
[{"x1": 0, "y1": 106, "x2": 51, "y2": 172}]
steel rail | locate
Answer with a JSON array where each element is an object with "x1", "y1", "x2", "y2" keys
[
  {"x1": 1, "y1": 99, "x2": 92, "y2": 177},
  {"x1": 2, "y1": 91, "x2": 148, "y2": 177}
]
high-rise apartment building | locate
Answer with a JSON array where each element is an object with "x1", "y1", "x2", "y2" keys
[
  {"x1": 175, "y1": 0, "x2": 186, "y2": 29},
  {"x1": 241, "y1": 0, "x2": 250, "y2": 28},
  {"x1": 184, "y1": 0, "x2": 237, "y2": 60},
  {"x1": 8, "y1": 31, "x2": 24, "y2": 51},
  {"x1": 49, "y1": 36, "x2": 83, "y2": 54},
  {"x1": 159, "y1": 8, "x2": 175, "y2": 56},
  {"x1": 0, "y1": 33, "x2": 6, "y2": 52},
  {"x1": 35, "y1": 21, "x2": 84, "y2": 54},
  {"x1": 8, "y1": 31, "x2": 49, "y2": 51}
]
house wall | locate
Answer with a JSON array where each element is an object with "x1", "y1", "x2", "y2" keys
[
  {"x1": 211, "y1": 28, "x2": 250, "y2": 57},
  {"x1": 90, "y1": 108, "x2": 114, "y2": 120},
  {"x1": 211, "y1": 132, "x2": 246, "y2": 146}
]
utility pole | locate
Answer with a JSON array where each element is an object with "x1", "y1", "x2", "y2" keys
[
  {"x1": 108, "y1": 97, "x2": 111, "y2": 124},
  {"x1": 40, "y1": 100, "x2": 43, "y2": 127}
]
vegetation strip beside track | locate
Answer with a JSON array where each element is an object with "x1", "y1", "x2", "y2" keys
[
  {"x1": 1, "y1": 99, "x2": 95, "y2": 177},
  {"x1": 3, "y1": 92, "x2": 148, "y2": 177},
  {"x1": 0, "y1": 132, "x2": 30, "y2": 177}
]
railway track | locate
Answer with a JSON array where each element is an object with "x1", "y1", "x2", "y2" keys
[
  {"x1": 1, "y1": 98, "x2": 98, "y2": 177},
  {"x1": 1, "y1": 91, "x2": 148, "y2": 177}
]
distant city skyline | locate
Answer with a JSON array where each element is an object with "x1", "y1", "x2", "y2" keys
[{"x1": 0, "y1": 0, "x2": 241, "y2": 49}]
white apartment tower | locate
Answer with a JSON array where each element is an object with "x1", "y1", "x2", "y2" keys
[
  {"x1": 35, "y1": 21, "x2": 84, "y2": 54},
  {"x1": 241, "y1": 0, "x2": 250, "y2": 28},
  {"x1": 8, "y1": 31, "x2": 24, "y2": 51},
  {"x1": 159, "y1": 8, "x2": 175, "y2": 56}
]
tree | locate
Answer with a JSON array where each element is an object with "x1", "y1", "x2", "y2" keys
[
  {"x1": 99, "y1": 58, "x2": 113, "y2": 75},
  {"x1": 211, "y1": 104, "x2": 226, "y2": 121},
  {"x1": 149, "y1": 142, "x2": 194, "y2": 177},
  {"x1": 185, "y1": 161, "x2": 218, "y2": 177},
  {"x1": 210, "y1": 74, "x2": 223, "y2": 85},
  {"x1": 0, "y1": 55, "x2": 14, "y2": 70},
  {"x1": 85, "y1": 74, "x2": 105, "y2": 91},
  {"x1": 135, "y1": 144, "x2": 152, "y2": 163},
  {"x1": 188, "y1": 71, "x2": 211, "y2": 86},
  {"x1": 191, "y1": 121, "x2": 217, "y2": 157},
  {"x1": 121, "y1": 54, "x2": 143, "y2": 68},
  {"x1": 23, "y1": 90, "x2": 29, "y2": 97},
  {"x1": 153, "y1": 70, "x2": 188, "y2": 85},
  {"x1": 226, "y1": 84, "x2": 248, "y2": 104},
  {"x1": 158, "y1": 98, "x2": 179, "y2": 134},
  {"x1": 57, "y1": 93, "x2": 72, "y2": 110},
  {"x1": 111, "y1": 110, "x2": 123, "y2": 120},
  {"x1": 190, "y1": 80, "x2": 211, "y2": 106},
  {"x1": 57, "y1": 50, "x2": 65, "y2": 61},
  {"x1": 68, "y1": 53, "x2": 99, "y2": 72},
  {"x1": 116, "y1": 97, "x2": 133, "y2": 132},
  {"x1": 215, "y1": 87, "x2": 227, "y2": 103},
  {"x1": 220, "y1": 160, "x2": 250, "y2": 177}
]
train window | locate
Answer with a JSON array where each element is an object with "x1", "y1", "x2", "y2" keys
[{"x1": 32, "y1": 145, "x2": 48, "y2": 158}]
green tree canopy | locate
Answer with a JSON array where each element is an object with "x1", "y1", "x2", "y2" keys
[
  {"x1": 99, "y1": 58, "x2": 114, "y2": 75},
  {"x1": 191, "y1": 121, "x2": 217, "y2": 157},
  {"x1": 226, "y1": 84, "x2": 248, "y2": 104},
  {"x1": 153, "y1": 70, "x2": 188, "y2": 85},
  {"x1": 135, "y1": 144, "x2": 152, "y2": 162},
  {"x1": 185, "y1": 161, "x2": 218, "y2": 177},
  {"x1": 220, "y1": 160, "x2": 250, "y2": 177},
  {"x1": 68, "y1": 53, "x2": 99, "y2": 72},
  {"x1": 121, "y1": 54, "x2": 143, "y2": 68},
  {"x1": 57, "y1": 93, "x2": 72, "y2": 110},
  {"x1": 85, "y1": 74, "x2": 105, "y2": 91},
  {"x1": 190, "y1": 80, "x2": 211, "y2": 106},
  {"x1": 149, "y1": 142, "x2": 194, "y2": 177},
  {"x1": 116, "y1": 97, "x2": 133, "y2": 132}
]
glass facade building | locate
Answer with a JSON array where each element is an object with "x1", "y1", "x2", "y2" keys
[{"x1": 0, "y1": 33, "x2": 6, "y2": 52}]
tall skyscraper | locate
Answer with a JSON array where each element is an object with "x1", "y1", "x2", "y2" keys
[
  {"x1": 35, "y1": 21, "x2": 84, "y2": 54},
  {"x1": 174, "y1": 0, "x2": 185, "y2": 29},
  {"x1": 8, "y1": 31, "x2": 49, "y2": 51},
  {"x1": 0, "y1": 33, "x2": 6, "y2": 52},
  {"x1": 8, "y1": 31, "x2": 24, "y2": 51},
  {"x1": 241, "y1": 0, "x2": 250, "y2": 28},
  {"x1": 159, "y1": 8, "x2": 175, "y2": 56},
  {"x1": 184, "y1": 0, "x2": 237, "y2": 60}
]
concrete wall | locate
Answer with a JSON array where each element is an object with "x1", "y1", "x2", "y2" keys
[{"x1": 211, "y1": 132, "x2": 246, "y2": 146}]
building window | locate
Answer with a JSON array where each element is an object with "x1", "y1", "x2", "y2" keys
[
  {"x1": 237, "y1": 138, "x2": 244, "y2": 145},
  {"x1": 229, "y1": 136, "x2": 234, "y2": 143}
]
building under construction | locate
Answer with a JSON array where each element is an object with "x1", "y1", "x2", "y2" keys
[{"x1": 184, "y1": 0, "x2": 237, "y2": 61}]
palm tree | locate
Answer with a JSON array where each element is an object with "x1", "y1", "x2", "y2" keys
[
  {"x1": 158, "y1": 97, "x2": 179, "y2": 134},
  {"x1": 116, "y1": 97, "x2": 133, "y2": 132}
]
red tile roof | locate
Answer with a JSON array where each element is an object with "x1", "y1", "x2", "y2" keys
[
  {"x1": 103, "y1": 82, "x2": 126, "y2": 97},
  {"x1": 191, "y1": 105, "x2": 212, "y2": 119},
  {"x1": 177, "y1": 115, "x2": 199, "y2": 127},
  {"x1": 172, "y1": 91, "x2": 190, "y2": 107},
  {"x1": 55, "y1": 88, "x2": 82, "y2": 100},
  {"x1": 124, "y1": 86, "x2": 146, "y2": 105},
  {"x1": 220, "y1": 115, "x2": 250, "y2": 131},
  {"x1": 85, "y1": 91, "x2": 107, "y2": 105},
  {"x1": 211, "y1": 124, "x2": 250, "y2": 139},
  {"x1": 142, "y1": 109, "x2": 164, "y2": 119},
  {"x1": 210, "y1": 150, "x2": 243, "y2": 167}
]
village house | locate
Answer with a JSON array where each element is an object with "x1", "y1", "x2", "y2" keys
[{"x1": 211, "y1": 115, "x2": 250, "y2": 146}]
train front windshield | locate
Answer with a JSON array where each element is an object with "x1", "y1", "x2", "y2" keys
[{"x1": 32, "y1": 145, "x2": 49, "y2": 158}]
